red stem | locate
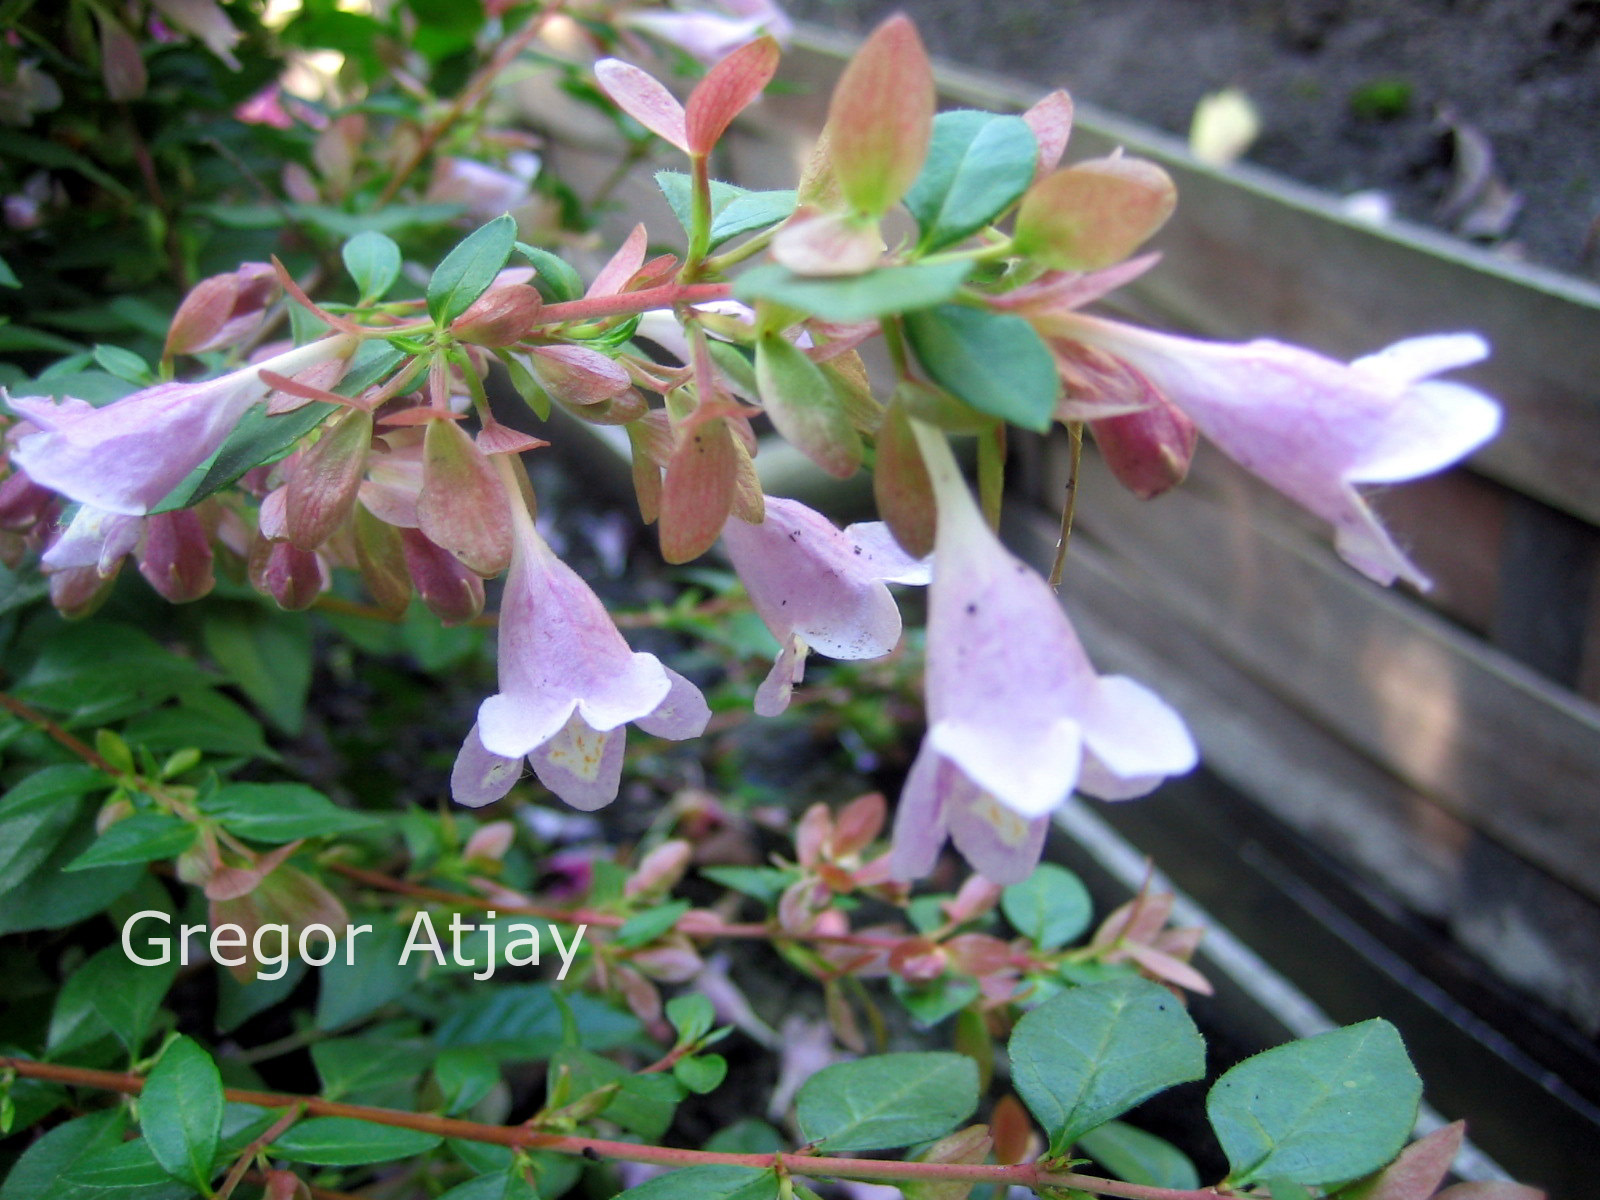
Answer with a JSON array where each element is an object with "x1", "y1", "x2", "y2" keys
[
  {"x1": 536, "y1": 282, "x2": 732, "y2": 327},
  {"x1": 3, "y1": 1059, "x2": 1219, "y2": 1200}
]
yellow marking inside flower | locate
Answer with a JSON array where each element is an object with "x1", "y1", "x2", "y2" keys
[
  {"x1": 546, "y1": 720, "x2": 607, "y2": 781},
  {"x1": 975, "y1": 795, "x2": 1030, "y2": 847}
]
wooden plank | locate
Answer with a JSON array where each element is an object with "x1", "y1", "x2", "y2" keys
[
  {"x1": 1040, "y1": 446, "x2": 1600, "y2": 903},
  {"x1": 1008, "y1": 507, "x2": 1600, "y2": 1035},
  {"x1": 771, "y1": 32, "x2": 1600, "y2": 529}
]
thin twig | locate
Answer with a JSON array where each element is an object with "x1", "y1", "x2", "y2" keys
[
  {"x1": 1048, "y1": 421, "x2": 1083, "y2": 589},
  {"x1": 2, "y1": 1058, "x2": 1221, "y2": 1200}
]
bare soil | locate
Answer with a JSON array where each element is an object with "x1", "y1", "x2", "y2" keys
[{"x1": 788, "y1": 0, "x2": 1600, "y2": 277}]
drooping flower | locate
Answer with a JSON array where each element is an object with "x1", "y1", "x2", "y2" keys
[
  {"x1": 721, "y1": 495, "x2": 929, "y2": 716},
  {"x1": 889, "y1": 423, "x2": 1196, "y2": 885},
  {"x1": 451, "y1": 469, "x2": 710, "y2": 811},
  {"x1": 620, "y1": 0, "x2": 792, "y2": 64},
  {"x1": 1048, "y1": 315, "x2": 1501, "y2": 589},
  {"x1": 8, "y1": 335, "x2": 355, "y2": 516}
]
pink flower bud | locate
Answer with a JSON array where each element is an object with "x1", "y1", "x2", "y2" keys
[
  {"x1": 263, "y1": 1169, "x2": 312, "y2": 1200},
  {"x1": 417, "y1": 418, "x2": 514, "y2": 576},
  {"x1": 138, "y1": 508, "x2": 215, "y2": 603},
  {"x1": 0, "y1": 470, "x2": 56, "y2": 532},
  {"x1": 615, "y1": 963, "x2": 662, "y2": 1023},
  {"x1": 400, "y1": 527, "x2": 484, "y2": 625},
  {"x1": 1089, "y1": 391, "x2": 1198, "y2": 500},
  {"x1": 164, "y1": 263, "x2": 279, "y2": 358},
  {"x1": 249, "y1": 537, "x2": 329, "y2": 611},
  {"x1": 631, "y1": 940, "x2": 703, "y2": 982},
  {"x1": 49, "y1": 564, "x2": 116, "y2": 618},
  {"x1": 463, "y1": 819, "x2": 516, "y2": 864},
  {"x1": 451, "y1": 284, "x2": 543, "y2": 347},
  {"x1": 942, "y1": 875, "x2": 1004, "y2": 924},
  {"x1": 625, "y1": 839, "x2": 693, "y2": 898}
]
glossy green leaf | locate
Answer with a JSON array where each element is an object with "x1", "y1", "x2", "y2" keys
[
  {"x1": 433, "y1": 984, "x2": 640, "y2": 1059},
  {"x1": 1009, "y1": 977, "x2": 1205, "y2": 1156},
  {"x1": 343, "y1": 231, "x2": 403, "y2": 303},
  {"x1": 1208, "y1": 1019, "x2": 1421, "y2": 1187},
  {"x1": 1001, "y1": 863, "x2": 1093, "y2": 950},
  {"x1": 616, "y1": 900, "x2": 690, "y2": 948},
  {"x1": 614, "y1": 1166, "x2": 781, "y2": 1200},
  {"x1": 49, "y1": 941, "x2": 178, "y2": 1056},
  {"x1": 796, "y1": 1052, "x2": 978, "y2": 1152},
  {"x1": 142, "y1": 1036, "x2": 224, "y2": 1189},
  {"x1": 0, "y1": 1110, "x2": 187, "y2": 1200},
  {"x1": 656, "y1": 171, "x2": 795, "y2": 250},
  {"x1": 734, "y1": 261, "x2": 972, "y2": 323},
  {"x1": 312, "y1": 1038, "x2": 425, "y2": 1103},
  {"x1": 673, "y1": 1053, "x2": 728, "y2": 1094},
  {"x1": 91, "y1": 343, "x2": 154, "y2": 385},
  {"x1": 201, "y1": 605, "x2": 313, "y2": 734},
  {"x1": 62, "y1": 1136, "x2": 175, "y2": 1189},
  {"x1": 17, "y1": 622, "x2": 214, "y2": 724},
  {"x1": 65, "y1": 813, "x2": 195, "y2": 871},
  {"x1": 0, "y1": 765, "x2": 108, "y2": 893},
  {"x1": 666, "y1": 993, "x2": 716, "y2": 1044},
  {"x1": 514, "y1": 243, "x2": 584, "y2": 303},
  {"x1": 890, "y1": 973, "x2": 980, "y2": 1027},
  {"x1": 905, "y1": 110, "x2": 1038, "y2": 251},
  {"x1": 269, "y1": 1117, "x2": 441, "y2": 1165},
  {"x1": 1077, "y1": 1121, "x2": 1201, "y2": 1191},
  {"x1": 548, "y1": 1047, "x2": 683, "y2": 1139},
  {"x1": 435, "y1": 1047, "x2": 501, "y2": 1115},
  {"x1": 903, "y1": 304, "x2": 1060, "y2": 432},
  {"x1": 436, "y1": 1171, "x2": 541, "y2": 1200},
  {"x1": 201, "y1": 782, "x2": 379, "y2": 842},
  {"x1": 429, "y1": 214, "x2": 518, "y2": 325}
]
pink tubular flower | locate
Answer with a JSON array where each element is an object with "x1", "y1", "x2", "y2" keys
[
  {"x1": 6, "y1": 336, "x2": 355, "y2": 517},
  {"x1": 621, "y1": 0, "x2": 791, "y2": 63},
  {"x1": 1049, "y1": 316, "x2": 1502, "y2": 589},
  {"x1": 721, "y1": 496, "x2": 929, "y2": 716},
  {"x1": 889, "y1": 423, "x2": 1196, "y2": 885},
  {"x1": 451, "y1": 472, "x2": 710, "y2": 811}
]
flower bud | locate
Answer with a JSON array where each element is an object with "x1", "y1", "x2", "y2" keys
[
  {"x1": 888, "y1": 938, "x2": 946, "y2": 984},
  {"x1": 1089, "y1": 392, "x2": 1198, "y2": 500},
  {"x1": 263, "y1": 1169, "x2": 312, "y2": 1200},
  {"x1": 631, "y1": 939, "x2": 703, "y2": 983},
  {"x1": 520, "y1": 345, "x2": 633, "y2": 406},
  {"x1": 450, "y1": 284, "x2": 543, "y2": 347},
  {"x1": 624, "y1": 839, "x2": 692, "y2": 898},
  {"x1": 164, "y1": 262, "x2": 278, "y2": 357},
  {"x1": 615, "y1": 963, "x2": 662, "y2": 1024},
  {"x1": 0, "y1": 470, "x2": 56, "y2": 532},
  {"x1": 249, "y1": 537, "x2": 330, "y2": 611},
  {"x1": 49, "y1": 564, "x2": 116, "y2": 619},
  {"x1": 942, "y1": 875, "x2": 1003, "y2": 924},
  {"x1": 400, "y1": 527, "x2": 485, "y2": 625},
  {"x1": 138, "y1": 508, "x2": 215, "y2": 603},
  {"x1": 463, "y1": 819, "x2": 515, "y2": 865}
]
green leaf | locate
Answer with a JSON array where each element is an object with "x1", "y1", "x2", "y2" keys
[
  {"x1": 712, "y1": 191, "x2": 798, "y2": 248},
  {"x1": 313, "y1": 1038, "x2": 426, "y2": 1104},
  {"x1": 62, "y1": 1136, "x2": 176, "y2": 1189},
  {"x1": 48, "y1": 941, "x2": 178, "y2": 1056},
  {"x1": 514, "y1": 243, "x2": 584, "y2": 303},
  {"x1": 202, "y1": 782, "x2": 379, "y2": 842},
  {"x1": 673, "y1": 1053, "x2": 727, "y2": 1094},
  {"x1": 344, "y1": 231, "x2": 403, "y2": 303},
  {"x1": 0, "y1": 765, "x2": 108, "y2": 893},
  {"x1": 269, "y1": 1117, "x2": 442, "y2": 1165},
  {"x1": 66, "y1": 813, "x2": 196, "y2": 871},
  {"x1": 1207, "y1": 1019, "x2": 1422, "y2": 1187},
  {"x1": 0, "y1": 1110, "x2": 188, "y2": 1200},
  {"x1": 436, "y1": 1171, "x2": 540, "y2": 1200},
  {"x1": 617, "y1": 899, "x2": 690, "y2": 948},
  {"x1": 1261, "y1": 1181, "x2": 1313, "y2": 1200},
  {"x1": 666, "y1": 993, "x2": 716, "y2": 1044},
  {"x1": 548, "y1": 1047, "x2": 684, "y2": 1139},
  {"x1": 890, "y1": 973, "x2": 980, "y2": 1027},
  {"x1": 142, "y1": 1037, "x2": 224, "y2": 1189},
  {"x1": 755, "y1": 331, "x2": 861, "y2": 477},
  {"x1": 905, "y1": 110, "x2": 1038, "y2": 252},
  {"x1": 1001, "y1": 864, "x2": 1093, "y2": 950},
  {"x1": 429, "y1": 214, "x2": 518, "y2": 325},
  {"x1": 122, "y1": 692, "x2": 275, "y2": 762},
  {"x1": 433, "y1": 984, "x2": 640, "y2": 1059},
  {"x1": 903, "y1": 304, "x2": 1060, "y2": 432},
  {"x1": 733, "y1": 261, "x2": 973, "y2": 323},
  {"x1": 795, "y1": 1052, "x2": 979, "y2": 1153},
  {"x1": 1077, "y1": 1121, "x2": 1201, "y2": 1191},
  {"x1": 92, "y1": 344, "x2": 154, "y2": 385},
  {"x1": 699, "y1": 865, "x2": 795, "y2": 904},
  {"x1": 1008, "y1": 977, "x2": 1205, "y2": 1157},
  {"x1": 657, "y1": 171, "x2": 747, "y2": 234},
  {"x1": 435, "y1": 1047, "x2": 501, "y2": 1114},
  {"x1": 316, "y1": 918, "x2": 416, "y2": 1030},
  {"x1": 201, "y1": 605, "x2": 313, "y2": 734},
  {"x1": 17, "y1": 623, "x2": 215, "y2": 725},
  {"x1": 0, "y1": 817, "x2": 143, "y2": 936},
  {"x1": 614, "y1": 1166, "x2": 781, "y2": 1200},
  {"x1": 0, "y1": 252, "x2": 18, "y2": 288}
]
